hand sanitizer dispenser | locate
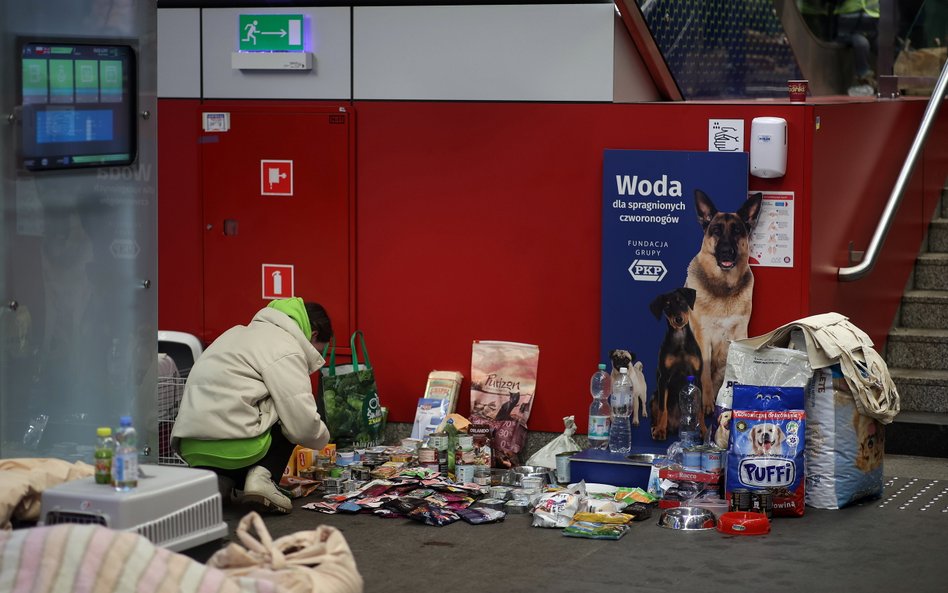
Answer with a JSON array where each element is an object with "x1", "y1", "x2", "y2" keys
[{"x1": 750, "y1": 117, "x2": 787, "y2": 178}]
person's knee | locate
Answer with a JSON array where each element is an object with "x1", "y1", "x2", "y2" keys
[{"x1": 851, "y1": 34, "x2": 870, "y2": 53}]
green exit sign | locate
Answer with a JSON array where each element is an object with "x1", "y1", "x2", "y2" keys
[{"x1": 239, "y1": 14, "x2": 304, "y2": 52}]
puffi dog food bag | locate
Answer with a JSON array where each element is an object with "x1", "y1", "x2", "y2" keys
[{"x1": 727, "y1": 385, "x2": 806, "y2": 517}]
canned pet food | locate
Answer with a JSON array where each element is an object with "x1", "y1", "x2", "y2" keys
[
  {"x1": 474, "y1": 466, "x2": 491, "y2": 486},
  {"x1": 701, "y1": 447, "x2": 723, "y2": 473},
  {"x1": 336, "y1": 450, "x2": 356, "y2": 466},
  {"x1": 556, "y1": 451, "x2": 578, "y2": 484},
  {"x1": 455, "y1": 464, "x2": 475, "y2": 484},
  {"x1": 754, "y1": 490, "x2": 774, "y2": 518},
  {"x1": 521, "y1": 476, "x2": 544, "y2": 492},
  {"x1": 429, "y1": 432, "x2": 449, "y2": 451},
  {"x1": 418, "y1": 444, "x2": 438, "y2": 464},
  {"x1": 682, "y1": 446, "x2": 702, "y2": 469},
  {"x1": 731, "y1": 488, "x2": 752, "y2": 512},
  {"x1": 457, "y1": 434, "x2": 474, "y2": 450}
]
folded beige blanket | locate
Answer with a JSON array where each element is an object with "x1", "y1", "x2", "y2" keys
[
  {"x1": 0, "y1": 523, "x2": 277, "y2": 593},
  {"x1": 0, "y1": 458, "x2": 94, "y2": 529}
]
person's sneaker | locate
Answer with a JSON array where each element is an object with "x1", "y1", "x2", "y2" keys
[{"x1": 240, "y1": 465, "x2": 292, "y2": 514}]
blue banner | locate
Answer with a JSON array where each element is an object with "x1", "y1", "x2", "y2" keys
[{"x1": 601, "y1": 149, "x2": 749, "y2": 453}]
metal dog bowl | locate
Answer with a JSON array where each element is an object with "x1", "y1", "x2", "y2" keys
[
  {"x1": 657, "y1": 506, "x2": 717, "y2": 531},
  {"x1": 507, "y1": 465, "x2": 556, "y2": 486},
  {"x1": 626, "y1": 453, "x2": 659, "y2": 464}
]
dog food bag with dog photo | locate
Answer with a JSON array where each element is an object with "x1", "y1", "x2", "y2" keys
[
  {"x1": 469, "y1": 340, "x2": 540, "y2": 468},
  {"x1": 805, "y1": 365, "x2": 884, "y2": 509},
  {"x1": 710, "y1": 343, "x2": 811, "y2": 451},
  {"x1": 726, "y1": 385, "x2": 806, "y2": 517}
]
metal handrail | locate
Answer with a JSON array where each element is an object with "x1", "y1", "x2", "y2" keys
[{"x1": 838, "y1": 57, "x2": 948, "y2": 281}]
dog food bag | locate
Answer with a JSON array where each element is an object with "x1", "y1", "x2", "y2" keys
[
  {"x1": 726, "y1": 385, "x2": 806, "y2": 517},
  {"x1": 710, "y1": 342, "x2": 811, "y2": 451},
  {"x1": 469, "y1": 340, "x2": 540, "y2": 468},
  {"x1": 805, "y1": 365, "x2": 885, "y2": 509}
]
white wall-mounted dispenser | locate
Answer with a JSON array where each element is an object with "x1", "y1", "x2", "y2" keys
[{"x1": 749, "y1": 117, "x2": 787, "y2": 178}]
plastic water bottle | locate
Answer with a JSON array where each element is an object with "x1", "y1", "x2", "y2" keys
[
  {"x1": 112, "y1": 416, "x2": 138, "y2": 491},
  {"x1": 94, "y1": 427, "x2": 114, "y2": 485},
  {"x1": 608, "y1": 367, "x2": 632, "y2": 455},
  {"x1": 679, "y1": 376, "x2": 702, "y2": 447},
  {"x1": 588, "y1": 363, "x2": 612, "y2": 450}
]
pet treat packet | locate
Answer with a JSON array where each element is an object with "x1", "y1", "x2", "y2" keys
[
  {"x1": 726, "y1": 385, "x2": 806, "y2": 517},
  {"x1": 469, "y1": 340, "x2": 540, "y2": 468},
  {"x1": 532, "y1": 484, "x2": 585, "y2": 528}
]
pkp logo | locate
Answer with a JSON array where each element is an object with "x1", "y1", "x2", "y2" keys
[{"x1": 628, "y1": 259, "x2": 667, "y2": 282}]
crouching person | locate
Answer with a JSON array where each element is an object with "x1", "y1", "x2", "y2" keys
[{"x1": 171, "y1": 297, "x2": 333, "y2": 514}]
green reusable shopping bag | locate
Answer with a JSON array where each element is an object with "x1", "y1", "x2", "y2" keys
[{"x1": 319, "y1": 331, "x2": 384, "y2": 449}]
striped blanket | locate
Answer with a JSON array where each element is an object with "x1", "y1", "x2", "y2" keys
[{"x1": 0, "y1": 524, "x2": 279, "y2": 593}]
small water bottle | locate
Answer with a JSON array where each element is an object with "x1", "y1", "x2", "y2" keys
[
  {"x1": 94, "y1": 427, "x2": 114, "y2": 485},
  {"x1": 588, "y1": 363, "x2": 612, "y2": 450},
  {"x1": 112, "y1": 416, "x2": 139, "y2": 491},
  {"x1": 608, "y1": 367, "x2": 632, "y2": 455},
  {"x1": 679, "y1": 376, "x2": 702, "y2": 447}
]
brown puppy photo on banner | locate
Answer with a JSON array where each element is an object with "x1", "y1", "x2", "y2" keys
[
  {"x1": 685, "y1": 190, "x2": 763, "y2": 413},
  {"x1": 648, "y1": 287, "x2": 702, "y2": 441}
]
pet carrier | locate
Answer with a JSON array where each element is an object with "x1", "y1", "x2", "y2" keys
[
  {"x1": 39, "y1": 464, "x2": 227, "y2": 552},
  {"x1": 157, "y1": 357, "x2": 187, "y2": 466},
  {"x1": 157, "y1": 330, "x2": 203, "y2": 466}
]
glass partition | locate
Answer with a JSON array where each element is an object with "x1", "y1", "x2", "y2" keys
[
  {"x1": 0, "y1": 1, "x2": 158, "y2": 463},
  {"x1": 628, "y1": 0, "x2": 948, "y2": 99}
]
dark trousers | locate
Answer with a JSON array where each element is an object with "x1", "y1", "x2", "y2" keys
[{"x1": 200, "y1": 423, "x2": 295, "y2": 490}]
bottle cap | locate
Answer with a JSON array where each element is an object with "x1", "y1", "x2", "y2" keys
[
  {"x1": 119, "y1": 415, "x2": 132, "y2": 426},
  {"x1": 620, "y1": 367, "x2": 628, "y2": 373},
  {"x1": 686, "y1": 375, "x2": 694, "y2": 381},
  {"x1": 598, "y1": 363, "x2": 606, "y2": 370},
  {"x1": 97, "y1": 427, "x2": 112, "y2": 437}
]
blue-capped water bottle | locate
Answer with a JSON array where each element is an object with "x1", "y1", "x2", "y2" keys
[{"x1": 112, "y1": 416, "x2": 138, "y2": 491}]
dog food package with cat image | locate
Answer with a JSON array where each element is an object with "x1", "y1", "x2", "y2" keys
[
  {"x1": 469, "y1": 340, "x2": 540, "y2": 468},
  {"x1": 804, "y1": 364, "x2": 884, "y2": 509},
  {"x1": 726, "y1": 385, "x2": 806, "y2": 517},
  {"x1": 710, "y1": 342, "x2": 811, "y2": 451}
]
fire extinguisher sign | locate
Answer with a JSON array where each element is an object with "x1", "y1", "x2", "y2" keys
[
  {"x1": 260, "y1": 160, "x2": 293, "y2": 196},
  {"x1": 262, "y1": 264, "x2": 295, "y2": 300}
]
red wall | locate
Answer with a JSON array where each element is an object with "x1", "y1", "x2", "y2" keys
[
  {"x1": 353, "y1": 102, "x2": 813, "y2": 430},
  {"x1": 158, "y1": 99, "x2": 946, "y2": 432},
  {"x1": 157, "y1": 100, "x2": 203, "y2": 334},
  {"x1": 809, "y1": 99, "x2": 944, "y2": 346}
]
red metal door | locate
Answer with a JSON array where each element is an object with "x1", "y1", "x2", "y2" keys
[{"x1": 200, "y1": 104, "x2": 352, "y2": 342}]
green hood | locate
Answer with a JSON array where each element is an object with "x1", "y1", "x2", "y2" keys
[{"x1": 267, "y1": 297, "x2": 312, "y2": 340}]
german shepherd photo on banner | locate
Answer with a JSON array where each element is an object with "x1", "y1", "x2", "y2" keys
[{"x1": 685, "y1": 189, "x2": 763, "y2": 413}]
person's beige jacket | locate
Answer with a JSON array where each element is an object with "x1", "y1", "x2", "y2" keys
[{"x1": 171, "y1": 307, "x2": 330, "y2": 450}]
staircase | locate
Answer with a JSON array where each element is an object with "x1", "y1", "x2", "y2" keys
[{"x1": 883, "y1": 190, "x2": 948, "y2": 458}]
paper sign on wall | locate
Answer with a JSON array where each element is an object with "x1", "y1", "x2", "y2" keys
[
  {"x1": 708, "y1": 119, "x2": 744, "y2": 152},
  {"x1": 262, "y1": 263, "x2": 295, "y2": 299},
  {"x1": 749, "y1": 191, "x2": 794, "y2": 268}
]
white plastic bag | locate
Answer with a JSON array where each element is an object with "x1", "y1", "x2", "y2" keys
[{"x1": 525, "y1": 416, "x2": 581, "y2": 469}]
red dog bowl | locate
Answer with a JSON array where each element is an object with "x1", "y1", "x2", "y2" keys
[{"x1": 717, "y1": 512, "x2": 770, "y2": 536}]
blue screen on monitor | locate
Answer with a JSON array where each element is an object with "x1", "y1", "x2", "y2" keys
[{"x1": 19, "y1": 41, "x2": 136, "y2": 171}]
